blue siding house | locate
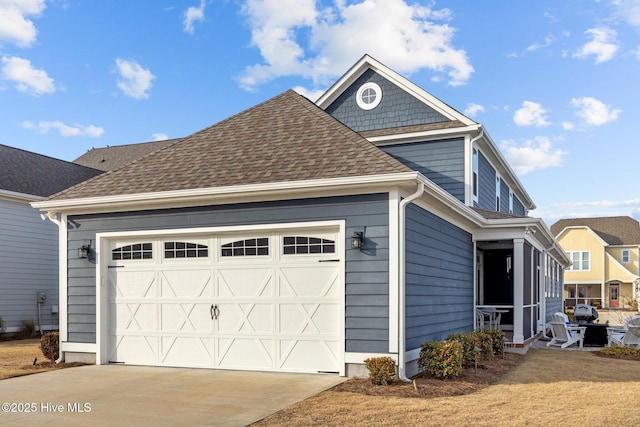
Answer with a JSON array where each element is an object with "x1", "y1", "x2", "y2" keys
[
  {"x1": 0, "y1": 145, "x2": 101, "y2": 334},
  {"x1": 34, "y1": 55, "x2": 568, "y2": 377}
]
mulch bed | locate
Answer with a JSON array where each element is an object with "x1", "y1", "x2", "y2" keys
[{"x1": 332, "y1": 353, "x2": 524, "y2": 399}]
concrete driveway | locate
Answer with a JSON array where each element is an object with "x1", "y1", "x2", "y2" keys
[{"x1": 0, "y1": 365, "x2": 345, "y2": 426}]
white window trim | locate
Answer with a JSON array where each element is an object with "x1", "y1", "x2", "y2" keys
[
  {"x1": 356, "y1": 82, "x2": 382, "y2": 110},
  {"x1": 622, "y1": 249, "x2": 630, "y2": 263},
  {"x1": 472, "y1": 147, "x2": 479, "y2": 203},
  {"x1": 567, "y1": 250, "x2": 591, "y2": 271}
]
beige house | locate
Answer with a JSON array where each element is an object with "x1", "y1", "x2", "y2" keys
[{"x1": 551, "y1": 217, "x2": 640, "y2": 310}]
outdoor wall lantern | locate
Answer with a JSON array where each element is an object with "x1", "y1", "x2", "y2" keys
[
  {"x1": 351, "y1": 232, "x2": 363, "y2": 249},
  {"x1": 78, "y1": 242, "x2": 91, "y2": 259}
]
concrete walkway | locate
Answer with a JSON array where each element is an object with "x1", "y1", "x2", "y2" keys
[{"x1": 0, "y1": 365, "x2": 345, "y2": 426}]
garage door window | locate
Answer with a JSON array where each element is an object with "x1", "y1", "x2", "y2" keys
[
  {"x1": 221, "y1": 238, "x2": 269, "y2": 257},
  {"x1": 112, "y1": 243, "x2": 153, "y2": 260},
  {"x1": 283, "y1": 236, "x2": 335, "y2": 254},
  {"x1": 164, "y1": 242, "x2": 208, "y2": 259}
]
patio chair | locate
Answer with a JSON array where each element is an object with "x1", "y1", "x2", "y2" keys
[
  {"x1": 477, "y1": 310, "x2": 491, "y2": 330},
  {"x1": 609, "y1": 316, "x2": 640, "y2": 348},
  {"x1": 547, "y1": 312, "x2": 586, "y2": 349}
]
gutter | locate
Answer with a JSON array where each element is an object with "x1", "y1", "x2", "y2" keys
[
  {"x1": 397, "y1": 182, "x2": 425, "y2": 382},
  {"x1": 41, "y1": 212, "x2": 66, "y2": 364}
]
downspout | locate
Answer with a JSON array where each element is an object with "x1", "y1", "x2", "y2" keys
[
  {"x1": 42, "y1": 212, "x2": 66, "y2": 364},
  {"x1": 397, "y1": 182, "x2": 424, "y2": 382},
  {"x1": 470, "y1": 126, "x2": 484, "y2": 146}
]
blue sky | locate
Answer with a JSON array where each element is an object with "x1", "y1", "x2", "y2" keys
[{"x1": 1, "y1": 0, "x2": 639, "y2": 226}]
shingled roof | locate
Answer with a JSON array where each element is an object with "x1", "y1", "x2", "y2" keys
[
  {"x1": 49, "y1": 90, "x2": 412, "y2": 201},
  {"x1": 551, "y1": 216, "x2": 640, "y2": 245},
  {"x1": 0, "y1": 144, "x2": 102, "y2": 198},
  {"x1": 74, "y1": 139, "x2": 180, "y2": 171}
]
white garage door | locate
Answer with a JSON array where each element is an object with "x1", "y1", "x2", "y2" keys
[{"x1": 106, "y1": 227, "x2": 343, "y2": 374}]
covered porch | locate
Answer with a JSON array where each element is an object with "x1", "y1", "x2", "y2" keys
[{"x1": 473, "y1": 220, "x2": 569, "y2": 349}]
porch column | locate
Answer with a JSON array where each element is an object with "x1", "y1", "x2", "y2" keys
[{"x1": 513, "y1": 238, "x2": 525, "y2": 344}]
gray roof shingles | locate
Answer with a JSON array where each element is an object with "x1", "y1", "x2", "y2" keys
[
  {"x1": 74, "y1": 139, "x2": 180, "y2": 171},
  {"x1": 551, "y1": 217, "x2": 640, "y2": 245},
  {"x1": 0, "y1": 144, "x2": 103, "y2": 197},
  {"x1": 49, "y1": 90, "x2": 413, "y2": 201}
]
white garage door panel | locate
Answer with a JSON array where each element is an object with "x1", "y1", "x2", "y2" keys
[{"x1": 107, "y1": 227, "x2": 343, "y2": 374}]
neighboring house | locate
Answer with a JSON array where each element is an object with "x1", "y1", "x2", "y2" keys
[
  {"x1": 74, "y1": 139, "x2": 180, "y2": 171},
  {"x1": 33, "y1": 55, "x2": 568, "y2": 377},
  {"x1": 0, "y1": 144, "x2": 102, "y2": 333},
  {"x1": 551, "y1": 216, "x2": 640, "y2": 310}
]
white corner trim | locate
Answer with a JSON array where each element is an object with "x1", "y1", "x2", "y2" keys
[{"x1": 388, "y1": 190, "x2": 400, "y2": 353}]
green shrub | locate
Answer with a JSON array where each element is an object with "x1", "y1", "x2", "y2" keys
[
  {"x1": 447, "y1": 329, "x2": 505, "y2": 367},
  {"x1": 599, "y1": 345, "x2": 640, "y2": 358},
  {"x1": 447, "y1": 332, "x2": 480, "y2": 367},
  {"x1": 485, "y1": 329, "x2": 506, "y2": 356},
  {"x1": 17, "y1": 319, "x2": 36, "y2": 339},
  {"x1": 364, "y1": 356, "x2": 396, "y2": 385},
  {"x1": 40, "y1": 331, "x2": 59, "y2": 362},
  {"x1": 0, "y1": 315, "x2": 5, "y2": 337},
  {"x1": 418, "y1": 339, "x2": 463, "y2": 379}
]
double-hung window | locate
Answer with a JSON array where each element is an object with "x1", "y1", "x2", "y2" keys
[
  {"x1": 622, "y1": 249, "x2": 630, "y2": 263},
  {"x1": 472, "y1": 148, "x2": 479, "y2": 202},
  {"x1": 567, "y1": 251, "x2": 590, "y2": 271}
]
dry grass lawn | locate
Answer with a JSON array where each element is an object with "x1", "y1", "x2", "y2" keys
[
  {"x1": 0, "y1": 338, "x2": 86, "y2": 379},
  {"x1": 255, "y1": 349, "x2": 640, "y2": 426}
]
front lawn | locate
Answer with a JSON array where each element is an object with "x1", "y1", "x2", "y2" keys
[
  {"x1": 254, "y1": 348, "x2": 640, "y2": 426},
  {"x1": 0, "y1": 338, "x2": 86, "y2": 380}
]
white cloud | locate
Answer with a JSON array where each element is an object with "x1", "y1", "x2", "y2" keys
[
  {"x1": 501, "y1": 137, "x2": 568, "y2": 175},
  {"x1": 1, "y1": 55, "x2": 54, "y2": 95},
  {"x1": 22, "y1": 120, "x2": 104, "y2": 137},
  {"x1": 152, "y1": 133, "x2": 169, "y2": 141},
  {"x1": 464, "y1": 103, "x2": 485, "y2": 117},
  {"x1": 561, "y1": 121, "x2": 575, "y2": 130},
  {"x1": 526, "y1": 35, "x2": 554, "y2": 52},
  {"x1": 115, "y1": 58, "x2": 155, "y2": 99},
  {"x1": 239, "y1": 0, "x2": 473, "y2": 90},
  {"x1": 293, "y1": 86, "x2": 325, "y2": 102},
  {"x1": 609, "y1": 0, "x2": 640, "y2": 29},
  {"x1": 0, "y1": 0, "x2": 45, "y2": 47},
  {"x1": 573, "y1": 27, "x2": 619, "y2": 64},
  {"x1": 513, "y1": 101, "x2": 550, "y2": 127},
  {"x1": 183, "y1": 0, "x2": 206, "y2": 34},
  {"x1": 571, "y1": 96, "x2": 621, "y2": 126}
]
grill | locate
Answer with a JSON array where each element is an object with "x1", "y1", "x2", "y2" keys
[{"x1": 573, "y1": 304, "x2": 598, "y2": 324}]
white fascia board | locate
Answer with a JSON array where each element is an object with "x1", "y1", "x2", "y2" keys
[
  {"x1": 32, "y1": 172, "x2": 420, "y2": 215},
  {"x1": 478, "y1": 131, "x2": 535, "y2": 211},
  {"x1": 316, "y1": 54, "x2": 476, "y2": 126},
  {"x1": 0, "y1": 189, "x2": 44, "y2": 203},
  {"x1": 367, "y1": 124, "x2": 480, "y2": 145}
]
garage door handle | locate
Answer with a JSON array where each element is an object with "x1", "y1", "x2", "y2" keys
[{"x1": 211, "y1": 304, "x2": 219, "y2": 320}]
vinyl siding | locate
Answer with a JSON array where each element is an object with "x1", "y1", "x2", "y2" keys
[
  {"x1": 499, "y1": 179, "x2": 510, "y2": 213},
  {"x1": 325, "y1": 69, "x2": 450, "y2": 132},
  {"x1": 404, "y1": 204, "x2": 474, "y2": 350},
  {"x1": 475, "y1": 151, "x2": 497, "y2": 211},
  {"x1": 512, "y1": 196, "x2": 526, "y2": 216},
  {"x1": 0, "y1": 199, "x2": 59, "y2": 331},
  {"x1": 66, "y1": 194, "x2": 391, "y2": 353},
  {"x1": 380, "y1": 138, "x2": 465, "y2": 203}
]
